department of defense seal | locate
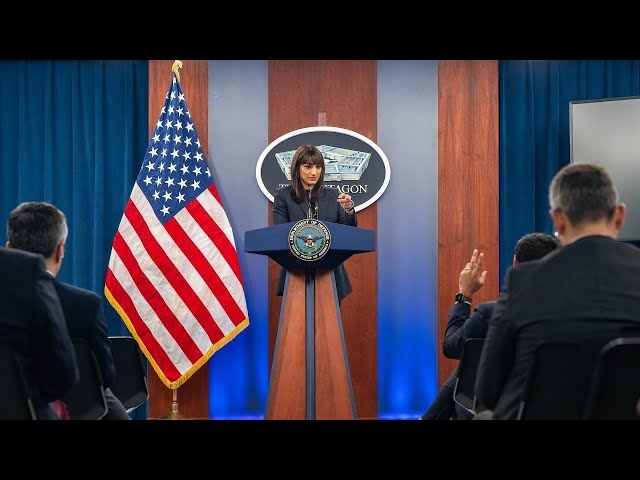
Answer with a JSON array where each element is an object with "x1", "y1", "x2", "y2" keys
[{"x1": 288, "y1": 219, "x2": 331, "y2": 261}]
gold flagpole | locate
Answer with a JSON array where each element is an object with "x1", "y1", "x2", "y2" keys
[
  {"x1": 161, "y1": 59, "x2": 186, "y2": 421},
  {"x1": 161, "y1": 388, "x2": 186, "y2": 420}
]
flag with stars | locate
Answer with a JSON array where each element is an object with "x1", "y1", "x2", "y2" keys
[{"x1": 104, "y1": 72, "x2": 249, "y2": 389}]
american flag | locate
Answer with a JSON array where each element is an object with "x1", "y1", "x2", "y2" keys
[{"x1": 104, "y1": 72, "x2": 249, "y2": 389}]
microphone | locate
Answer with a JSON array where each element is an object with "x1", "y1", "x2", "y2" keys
[{"x1": 307, "y1": 183, "x2": 314, "y2": 220}]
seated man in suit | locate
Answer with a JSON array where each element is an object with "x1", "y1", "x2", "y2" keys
[
  {"x1": 7, "y1": 201, "x2": 130, "y2": 420},
  {"x1": 475, "y1": 163, "x2": 640, "y2": 419},
  {"x1": 419, "y1": 232, "x2": 559, "y2": 420},
  {"x1": 0, "y1": 246, "x2": 79, "y2": 419}
]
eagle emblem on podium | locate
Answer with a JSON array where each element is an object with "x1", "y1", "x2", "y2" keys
[{"x1": 288, "y1": 219, "x2": 331, "y2": 261}]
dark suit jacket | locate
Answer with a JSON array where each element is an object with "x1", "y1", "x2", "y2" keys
[
  {"x1": 443, "y1": 301, "x2": 495, "y2": 359},
  {"x1": 475, "y1": 235, "x2": 640, "y2": 419},
  {"x1": 54, "y1": 280, "x2": 116, "y2": 388},
  {"x1": 0, "y1": 248, "x2": 78, "y2": 419},
  {"x1": 272, "y1": 185, "x2": 357, "y2": 301}
]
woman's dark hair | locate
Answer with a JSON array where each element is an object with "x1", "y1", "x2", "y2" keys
[{"x1": 290, "y1": 144, "x2": 325, "y2": 203}]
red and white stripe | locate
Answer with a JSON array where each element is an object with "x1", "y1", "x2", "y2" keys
[{"x1": 105, "y1": 183, "x2": 248, "y2": 387}]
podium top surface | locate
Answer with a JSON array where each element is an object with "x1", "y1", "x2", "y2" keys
[{"x1": 245, "y1": 221, "x2": 375, "y2": 270}]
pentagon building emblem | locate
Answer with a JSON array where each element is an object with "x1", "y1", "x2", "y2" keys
[
  {"x1": 275, "y1": 145, "x2": 371, "y2": 182},
  {"x1": 289, "y1": 219, "x2": 331, "y2": 261}
]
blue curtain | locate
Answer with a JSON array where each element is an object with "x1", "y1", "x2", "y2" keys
[
  {"x1": 499, "y1": 60, "x2": 640, "y2": 285},
  {"x1": 0, "y1": 60, "x2": 149, "y2": 419}
]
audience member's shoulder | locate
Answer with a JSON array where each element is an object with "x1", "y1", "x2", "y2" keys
[
  {"x1": 476, "y1": 301, "x2": 496, "y2": 314},
  {"x1": 0, "y1": 247, "x2": 43, "y2": 266},
  {"x1": 55, "y1": 280, "x2": 102, "y2": 302},
  {"x1": 502, "y1": 256, "x2": 552, "y2": 290},
  {"x1": 618, "y1": 240, "x2": 640, "y2": 255},
  {"x1": 0, "y1": 249, "x2": 48, "y2": 282}
]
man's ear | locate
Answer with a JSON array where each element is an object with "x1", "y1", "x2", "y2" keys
[
  {"x1": 55, "y1": 242, "x2": 65, "y2": 263},
  {"x1": 613, "y1": 202, "x2": 627, "y2": 231},
  {"x1": 549, "y1": 208, "x2": 566, "y2": 237}
]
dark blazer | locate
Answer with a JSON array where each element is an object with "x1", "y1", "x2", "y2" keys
[
  {"x1": 475, "y1": 235, "x2": 640, "y2": 419},
  {"x1": 272, "y1": 185, "x2": 357, "y2": 302},
  {"x1": 54, "y1": 280, "x2": 130, "y2": 419},
  {"x1": 0, "y1": 248, "x2": 78, "y2": 419},
  {"x1": 443, "y1": 301, "x2": 495, "y2": 359},
  {"x1": 54, "y1": 281, "x2": 116, "y2": 388}
]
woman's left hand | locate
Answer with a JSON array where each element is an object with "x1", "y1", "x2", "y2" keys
[{"x1": 337, "y1": 192, "x2": 355, "y2": 213}]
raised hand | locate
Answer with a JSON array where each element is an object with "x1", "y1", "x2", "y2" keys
[{"x1": 458, "y1": 248, "x2": 488, "y2": 297}]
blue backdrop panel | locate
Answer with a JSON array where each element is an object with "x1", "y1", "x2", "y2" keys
[
  {"x1": 208, "y1": 60, "x2": 269, "y2": 419},
  {"x1": 377, "y1": 61, "x2": 439, "y2": 418}
]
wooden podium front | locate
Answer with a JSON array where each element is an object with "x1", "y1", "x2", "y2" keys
[
  {"x1": 245, "y1": 221, "x2": 375, "y2": 420},
  {"x1": 266, "y1": 269, "x2": 356, "y2": 419}
]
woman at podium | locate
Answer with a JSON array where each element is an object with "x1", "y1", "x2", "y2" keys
[{"x1": 272, "y1": 144, "x2": 357, "y2": 302}]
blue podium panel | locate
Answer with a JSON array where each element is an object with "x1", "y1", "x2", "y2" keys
[{"x1": 245, "y1": 221, "x2": 375, "y2": 270}]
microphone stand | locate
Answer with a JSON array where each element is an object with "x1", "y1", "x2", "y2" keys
[{"x1": 307, "y1": 184, "x2": 314, "y2": 220}]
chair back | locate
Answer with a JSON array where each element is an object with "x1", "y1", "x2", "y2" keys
[
  {"x1": 517, "y1": 342, "x2": 582, "y2": 420},
  {"x1": 62, "y1": 338, "x2": 108, "y2": 420},
  {"x1": 453, "y1": 338, "x2": 485, "y2": 415},
  {"x1": 109, "y1": 336, "x2": 149, "y2": 413},
  {"x1": 583, "y1": 337, "x2": 640, "y2": 420},
  {"x1": 0, "y1": 343, "x2": 36, "y2": 420}
]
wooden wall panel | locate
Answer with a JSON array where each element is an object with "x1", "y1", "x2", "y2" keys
[
  {"x1": 147, "y1": 60, "x2": 209, "y2": 420},
  {"x1": 437, "y1": 61, "x2": 499, "y2": 388},
  {"x1": 268, "y1": 60, "x2": 378, "y2": 419}
]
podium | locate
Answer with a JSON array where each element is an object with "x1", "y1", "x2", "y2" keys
[{"x1": 245, "y1": 221, "x2": 375, "y2": 419}]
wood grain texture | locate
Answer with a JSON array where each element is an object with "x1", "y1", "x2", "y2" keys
[
  {"x1": 266, "y1": 269, "x2": 356, "y2": 419},
  {"x1": 265, "y1": 271, "x2": 307, "y2": 419},
  {"x1": 437, "y1": 61, "x2": 499, "y2": 388},
  {"x1": 314, "y1": 270, "x2": 357, "y2": 420},
  {"x1": 147, "y1": 60, "x2": 209, "y2": 420},
  {"x1": 268, "y1": 60, "x2": 378, "y2": 419}
]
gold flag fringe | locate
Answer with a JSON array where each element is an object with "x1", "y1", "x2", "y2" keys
[{"x1": 104, "y1": 285, "x2": 250, "y2": 390}]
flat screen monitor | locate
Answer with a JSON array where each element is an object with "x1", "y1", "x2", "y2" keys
[{"x1": 570, "y1": 96, "x2": 640, "y2": 242}]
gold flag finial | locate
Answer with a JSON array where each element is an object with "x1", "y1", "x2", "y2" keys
[{"x1": 171, "y1": 60, "x2": 183, "y2": 83}]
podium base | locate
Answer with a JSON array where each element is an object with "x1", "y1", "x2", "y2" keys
[{"x1": 265, "y1": 268, "x2": 357, "y2": 419}]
